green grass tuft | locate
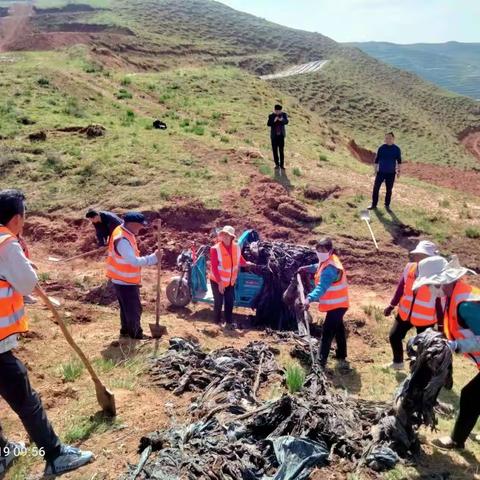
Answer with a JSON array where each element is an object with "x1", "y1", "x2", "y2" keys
[
  {"x1": 63, "y1": 413, "x2": 118, "y2": 443},
  {"x1": 59, "y1": 358, "x2": 84, "y2": 382},
  {"x1": 285, "y1": 364, "x2": 306, "y2": 393},
  {"x1": 465, "y1": 227, "x2": 480, "y2": 239}
]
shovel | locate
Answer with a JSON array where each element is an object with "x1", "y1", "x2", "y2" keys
[
  {"x1": 48, "y1": 246, "x2": 106, "y2": 263},
  {"x1": 360, "y1": 210, "x2": 379, "y2": 251},
  {"x1": 35, "y1": 286, "x2": 116, "y2": 417},
  {"x1": 296, "y1": 274, "x2": 316, "y2": 369},
  {"x1": 149, "y1": 220, "x2": 167, "y2": 339}
]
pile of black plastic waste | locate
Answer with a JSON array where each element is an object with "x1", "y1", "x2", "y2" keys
[
  {"x1": 243, "y1": 239, "x2": 317, "y2": 330},
  {"x1": 122, "y1": 331, "x2": 452, "y2": 479},
  {"x1": 148, "y1": 337, "x2": 280, "y2": 417},
  {"x1": 363, "y1": 329, "x2": 453, "y2": 470}
]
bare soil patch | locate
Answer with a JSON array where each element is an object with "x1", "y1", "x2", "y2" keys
[
  {"x1": 348, "y1": 138, "x2": 480, "y2": 197},
  {"x1": 459, "y1": 127, "x2": 480, "y2": 162},
  {"x1": 0, "y1": 3, "x2": 33, "y2": 52}
]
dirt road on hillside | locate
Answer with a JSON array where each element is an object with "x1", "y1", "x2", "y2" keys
[
  {"x1": 0, "y1": 2, "x2": 33, "y2": 52},
  {"x1": 260, "y1": 60, "x2": 328, "y2": 80}
]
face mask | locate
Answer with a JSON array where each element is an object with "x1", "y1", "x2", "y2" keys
[
  {"x1": 429, "y1": 284, "x2": 444, "y2": 298},
  {"x1": 317, "y1": 252, "x2": 329, "y2": 263}
]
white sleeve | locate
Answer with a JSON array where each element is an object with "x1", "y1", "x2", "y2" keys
[
  {"x1": 116, "y1": 239, "x2": 157, "y2": 267},
  {"x1": 0, "y1": 241, "x2": 38, "y2": 295}
]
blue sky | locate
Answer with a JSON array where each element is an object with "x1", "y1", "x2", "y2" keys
[{"x1": 219, "y1": 0, "x2": 480, "y2": 44}]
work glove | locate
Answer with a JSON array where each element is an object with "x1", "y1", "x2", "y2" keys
[
  {"x1": 383, "y1": 305, "x2": 394, "y2": 317},
  {"x1": 302, "y1": 299, "x2": 311, "y2": 311}
]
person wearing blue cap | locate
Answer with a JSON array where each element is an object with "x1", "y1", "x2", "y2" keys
[{"x1": 106, "y1": 212, "x2": 161, "y2": 339}]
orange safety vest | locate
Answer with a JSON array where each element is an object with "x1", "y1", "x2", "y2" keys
[
  {"x1": 106, "y1": 225, "x2": 141, "y2": 285},
  {"x1": 444, "y1": 280, "x2": 480, "y2": 369},
  {"x1": 398, "y1": 262, "x2": 437, "y2": 327},
  {"x1": 313, "y1": 254, "x2": 349, "y2": 312},
  {"x1": 0, "y1": 226, "x2": 28, "y2": 341},
  {"x1": 209, "y1": 241, "x2": 241, "y2": 288}
]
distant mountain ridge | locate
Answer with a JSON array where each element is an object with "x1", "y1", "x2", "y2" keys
[{"x1": 349, "y1": 41, "x2": 480, "y2": 100}]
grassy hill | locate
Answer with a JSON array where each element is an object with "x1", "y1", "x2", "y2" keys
[
  {"x1": 1, "y1": 1, "x2": 480, "y2": 479},
  {"x1": 2, "y1": 0, "x2": 478, "y2": 169},
  {"x1": 0, "y1": 0, "x2": 479, "y2": 250},
  {"x1": 349, "y1": 41, "x2": 480, "y2": 100}
]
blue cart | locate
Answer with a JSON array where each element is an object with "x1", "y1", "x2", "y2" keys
[{"x1": 165, "y1": 230, "x2": 264, "y2": 308}]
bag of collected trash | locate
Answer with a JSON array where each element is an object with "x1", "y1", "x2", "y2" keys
[{"x1": 263, "y1": 436, "x2": 329, "y2": 480}]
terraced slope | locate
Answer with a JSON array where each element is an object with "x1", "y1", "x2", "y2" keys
[{"x1": 350, "y1": 41, "x2": 480, "y2": 100}]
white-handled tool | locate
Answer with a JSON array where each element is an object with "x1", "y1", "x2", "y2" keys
[
  {"x1": 360, "y1": 210, "x2": 379, "y2": 251},
  {"x1": 296, "y1": 274, "x2": 316, "y2": 369}
]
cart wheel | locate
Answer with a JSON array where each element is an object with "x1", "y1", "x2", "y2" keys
[{"x1": 166, "y1": 277, "x2": 191, "y2": 307}]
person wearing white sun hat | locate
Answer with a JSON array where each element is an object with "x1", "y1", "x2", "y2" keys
[
  {"x1": 413, "y1": 255, "x2": 479, "y2": 451},
  {"x1": 383, "y1": 240, "x2": 444, "y2": 370},
  {"x1": 209, "y1": 226, "x2": 254, "y2": 329}
]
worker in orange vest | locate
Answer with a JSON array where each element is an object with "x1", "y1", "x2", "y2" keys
[
  {"x1": 384, "y1": 240, "x2": 444, "y2": 370},
  {"x1": 106, "y1": 212, "x2": 161, "y2": 339},
  {"x1": 0, "y1": 189, "x2": 93, "y2": 476},
  {"x1": 413, "y1": 255, "x2": 479, "y2": 451},
  {"x1": 209, "y1": 226, "x2": 253, "y2": 329},
  {"x1": 300, "y1": 237, "x2": 350, "y2": 371},
  {"x1": 17, "y1": 235, "x2": 37, "y2": 305}
]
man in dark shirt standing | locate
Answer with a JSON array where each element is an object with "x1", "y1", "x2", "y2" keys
[
  {"x1": 267, "y1": 104, "x2": 289, "y2": 169},
  {"x1": 85, "y1": 209, "x2": 122, "y2": 247},
  {"x1": 369, "y1": 132, "x2": 402, "y2": 211}
]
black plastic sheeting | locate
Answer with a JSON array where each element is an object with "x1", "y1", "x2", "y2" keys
[
  {"x1": 242, "y1": 238, "x2": 317, "y2": 330},
  {"x1": 363, "y1": 329, "x2": 453, "y2": 470},
  {"x1": 122, "y1": 330, "x2": 453, "y2": 479}
]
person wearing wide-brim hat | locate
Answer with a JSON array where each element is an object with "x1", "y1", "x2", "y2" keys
[
  {"x1": 383, "y1": 240, "x2": 445, "y2": 371},
  {"x1": 413, "y1": 255, "x2": 479, "y2": 450},
  {"x1": 208, "y1": 226, "x2": 253, "y2": 329}
]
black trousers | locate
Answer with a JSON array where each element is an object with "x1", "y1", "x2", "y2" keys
[
  {"x1": 452, "y1": 372, "x2": 480, "y2": 445},
  {"x1": 211, "y1": 280, "x2": 235, "y2": 324},
  {"x1": 0, "y1": 351, "x2": 61, "y2": 462},
  {"x1": 271, "y1": 135, "x2": 285, "y2": 167},
  {"x1": 389, "y1": 315, "x2": 428, "y2": 363},
  {"x1": 113, "y1": 283, "x2": 143, "y2": 338},
  {"x1": 371, "y1": 171, "x2": 396, "y2": 207},
  {"x1": 319, "y1": 308, "x2": 348, "y2": 365}
]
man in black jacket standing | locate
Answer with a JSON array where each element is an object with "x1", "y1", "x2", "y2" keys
[
  {"x1": 369, "y1": 132, "x2": 402, "y2": 211},
  {"x1": 85, "y1": 209, "x2": 122, "y2": 247},
  {"x1": 267, "y1": 104, "x2": 289, "y2": 169}
]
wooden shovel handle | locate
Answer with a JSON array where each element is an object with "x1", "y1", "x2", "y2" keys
[
  {"x1": 60, "y1": 247, "x2": 106, "y2": 263},
  {"x1": 35, "y1": 286, "x2": 102, "y2": 385}
]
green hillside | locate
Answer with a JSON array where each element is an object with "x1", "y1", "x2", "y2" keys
[
  {"x1": 14, "y1": 0, "x2": 478, "y2": 168},
  {"x1": 349, "y1": 41, "x2": 480, "y2": 100},
  {"x1": 0, "y1": 0, "x2": 479, "y2": 253}
]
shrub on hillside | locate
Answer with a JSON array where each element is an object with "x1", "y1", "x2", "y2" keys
[
  {"x1": 116, "y1": 89, "x2": 133, "y2": 100},
  {"x1": 465, "y1": 227, "x2": 480, "y2": 239}
]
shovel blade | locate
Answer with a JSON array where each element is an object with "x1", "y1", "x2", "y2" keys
[
  {"x1": 149, "y1": 323, "x2": 167, "y2": 338},
  {"x1": 94, "y1": 382, "x2": 116, "y2": 417},
  {"x1": 48, "y1": 296, "x2": 61, "y2": 307},
  {"x1": 360, "y1": 210, "x2": 370, "y2": 221}
]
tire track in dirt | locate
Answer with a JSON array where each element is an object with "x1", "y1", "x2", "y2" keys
[{"x1": 0, "y1": 2, "x2": 33, "y2": 52}]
